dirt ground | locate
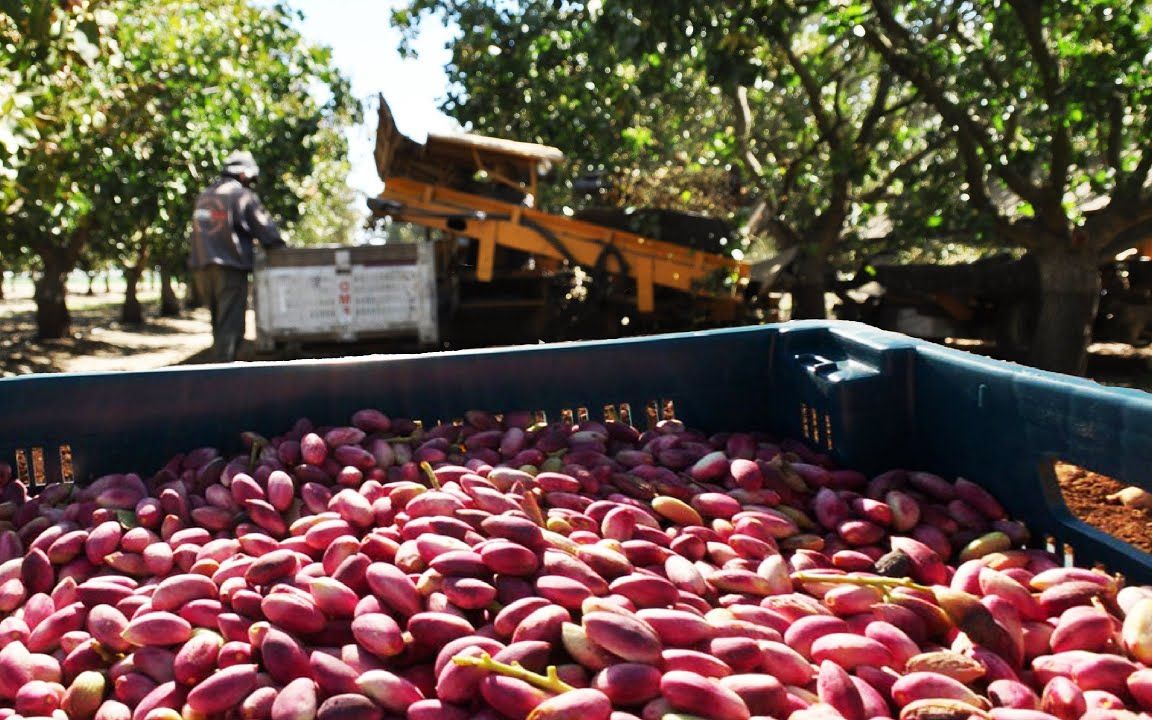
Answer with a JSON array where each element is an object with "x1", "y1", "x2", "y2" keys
[
  {"x1": 1055, "y1": 462, "x2": 1152, "y2": 556},
  {"x1": 3, "y1": 288, "x2": 1152, "y2": 557},
  {"x1": 0, "y1": 289, "x2": 225, "y2": 376}
]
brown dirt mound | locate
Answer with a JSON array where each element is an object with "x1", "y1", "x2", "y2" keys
[{"x1": 1056, "y1": 461, "x2": 1152, "y2": 555}]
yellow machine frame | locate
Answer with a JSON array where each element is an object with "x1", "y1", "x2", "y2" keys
[
  {"x1": 371, "y1": 95, "x2": 749, "y2": 318},
  {"x1": 375, "y1": 176, "x2": 748, "y2": 314}
]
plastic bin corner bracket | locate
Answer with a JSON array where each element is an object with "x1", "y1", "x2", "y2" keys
[{"x1": 771, "y1": 322, "x2": 913, "y2": 479}]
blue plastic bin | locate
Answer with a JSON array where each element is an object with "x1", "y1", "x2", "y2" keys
[{"x1": 2, "y1": 320, "x2": 1151, "y2": 579}]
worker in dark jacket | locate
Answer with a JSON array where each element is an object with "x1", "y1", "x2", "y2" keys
[{"x1": 189, "y1": 151, "x2": 285, "y2": 362}]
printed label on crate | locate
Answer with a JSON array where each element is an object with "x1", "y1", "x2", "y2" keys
[
  {"x1": 261, "y1": 264, "x2": 427, "y2": 335},
  {"x1": 351, "y1": 265, "x2": 422, "y2": 331},
  {"x1": 268, "y1": 268, "x2": 340, "y2": 332}
]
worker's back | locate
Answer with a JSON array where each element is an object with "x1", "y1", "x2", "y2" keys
[{"x1": 189, "y1": 176, "x2": 281, "y2": 271}]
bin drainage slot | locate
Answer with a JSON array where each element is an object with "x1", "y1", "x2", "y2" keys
[
  {"x1": 1051, "y1": 460, "x2": 1152, "y2": 566},
  {"x1": 645, "y1": 401, "x2": 659, "y2": 430},
  {"x1": 576, "y1": 407, "x2": 590, "y2": 423},
  {"x1": 12, "y1": 446, "x2": 60, "y2": 488},
  {"x1": 14, "y1": 449, "x2": 29, "y2": 487},
  {"x1": 31, "y1": 447, "x2": 45, "y2": 487},
  {"x1": 799, "y1": 404, "x2": 834, "y2": 451},
  {"x1": 618, "y1": 404, "x2": 632, "y2": 427},
  {"x1": 59, "y1": 444, "x2": 74, "y2": 485},
  {"x1": 602, "y1": 405, "x2": 618, "y2": 423}
]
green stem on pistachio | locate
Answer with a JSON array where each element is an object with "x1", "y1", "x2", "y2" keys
[
  {"x1": 452, "y1": 652, "x2": 575, "y2": 694},
  {"x1": 419, "y1": 461, "x2": 442, "y2": 490},
  {"x1": 791, "y1": 571, "x2": 931, "y2": 593},
  {"x1": 383, "y1": 434, "x2": 419, "y2": 443},
  {"x1": 247, "y1": 439, "x2": 267, "y2": 472}
]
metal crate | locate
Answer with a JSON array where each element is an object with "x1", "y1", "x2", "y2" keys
[
  {"x1": 253, "y1": 243, "x2": 438, "y2": 350},
  {"x1": 2, "y1": 321, "x2": 1152, "y2": 579}
]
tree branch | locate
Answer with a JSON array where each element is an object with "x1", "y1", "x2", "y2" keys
[
  {"x1": 1106, "y1": 93, "x2": 1124, "y2": 173},
  {"x1": 769, "y1": 26, "x2": 838, "y2": 147},
  {"x1": 866, "y1": 0, "x2": 1041, "y2": 206},
  {"x1": 929, "y1": 0, "x2": 967, "y2": 39},
  {"x1": 729, "y1": 84, "x2": 763, "y2": 178},
  {"x1": 1130, "y1": 151, "x2": 1152, "y2": 199},
  {"x1": 818, "y1": 169, "x2": 853, "y2": 239},
  {"x1": 856, "y1": 144, "x2": 935, "y2": 206},
  {"x1": 882, "y1": 93, "x2": 919, "y2": 120},
  {"x1": 1102, "y1": 214, "x2": 1152, "y2": 257},
  {"x1": 855, "y1": 74, "x2": 894, "y2": 150},
  {"x1": 1118, "y1": 114, "x2": 1152, "y2": 201},
  {"x1": 944, "y1": 23, "x2": 1008, "y2": 91},
  {"x1": 1007, "y1": 0, "x2": 1069, "y2": 203},
  {"x1": 832, "y1": 72, "x2": 846, "y2": 132},
  {"x1": 745, "y1": 201, "x2": 801, "y2": 247},
  {"x1": 779, "y1": 139, "x2": 821, "y2": 202},
  {"x1": 1083, "y1": 200, "x2": 1152, "y2": 254}
]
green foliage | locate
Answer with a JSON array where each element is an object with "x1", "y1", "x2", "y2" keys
[
  {"x1": 392, "y1": 0, "x2": 935, "y2": 269},
  {"x1": 0, "y1": 0, "x2": 358, "y2": 334},
  {"x1": 282, "y1": 125, "x2": 362, "y2": 246},
  {"x1": 100, "y1": 0, "x2": 360, "y2": 272},
  {"x1": 859, "y1": 0, "x2": 1152, "y2": 251},
  {"x1": 395, "y1": 0, "x2": 1152, "y2": 255},
  {"x1": 393, "y1": 0, "x2": 736, "y2": 215}
]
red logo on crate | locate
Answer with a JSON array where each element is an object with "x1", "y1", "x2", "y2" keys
[{"x1": 338, "y1": 279, "x2": 352, "y2": 318}]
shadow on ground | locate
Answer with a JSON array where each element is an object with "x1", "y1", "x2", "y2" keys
[{"x1": 0, "y1": 294, "x2": 213, "y2": 376}]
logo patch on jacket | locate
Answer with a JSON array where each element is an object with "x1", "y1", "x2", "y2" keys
[{"x1": 194, "y1": 197, "x2": 230, "y2": 234}]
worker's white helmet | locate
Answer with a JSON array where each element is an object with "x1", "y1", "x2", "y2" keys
[{"x1": 223, "y1": 151, "x2": 260, "y2": 179}]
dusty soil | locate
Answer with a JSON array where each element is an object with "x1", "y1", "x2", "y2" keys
[
  {"x1": 3, "y1": 287, "x2": 1152, "y2": 554},
  {"x1": 0, "y1": 290, "x2": 224, "y2": 376},
  {"x1": 1055, "y1": 462, "x2": 1152, "y2": 556}
]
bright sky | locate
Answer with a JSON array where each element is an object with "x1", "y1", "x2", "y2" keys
[{"x1": 278, "y1": 0, "x2": 460, "y2": 197}]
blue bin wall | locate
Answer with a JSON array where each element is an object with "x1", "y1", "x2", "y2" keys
[{"x1": 2, "y1": 320, "x2": 1151, "y2": 579}]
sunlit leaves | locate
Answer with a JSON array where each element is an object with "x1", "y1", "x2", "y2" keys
[
  {"x1": 0, "y1": 0, "x2": 358, "y2": 296},
  {"x1": 862, "y1": 0, "x2": 1152, "y2": 249}
]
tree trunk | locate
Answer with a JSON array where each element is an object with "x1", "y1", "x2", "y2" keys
[
  {"x1": 34, "y1": 253, "x2": 73, "y2": 339},
  {"x1": 102, "y1": 272, "x2": 111, "y2": 294},
  {"x1": 159, "y1": 267, "x2": 180, "y2": 317},
  {"x1": 86, "y1": 271, "x2": 96, "y2": 296},
  {"x1": 185, "y1": 274, "x2": 203, "y2": 309},
  {"x1": 121, "y1": 264, "x2": 144, "y2": 324},
  {"x1": 790, "y1": 249, "x2": 828, "y2": 320},
  {"x1": 0, "y1": 273, "x2": 5, "y2": 300},
  {"x1": 1025, "y1": 248, "x2": 1100, "y2": 375}
]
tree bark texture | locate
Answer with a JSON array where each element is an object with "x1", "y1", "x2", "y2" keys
[
  {"x1": 159, "y1": 266, "x2": 180, "y2": 317},
  {"x1": 791, "y1": 250, "x2": 828, "y2": 320},
  {"x1": 1026, "y1": 248, "x2": 1100, "y2": 375},
  {"x1": 121, "y1": 264, "x2": 143, "y2": 324},
  {"x1": 34, "y1": 252, "x2": 73, "y2": 339}
]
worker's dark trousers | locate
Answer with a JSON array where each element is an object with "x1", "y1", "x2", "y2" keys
[{"x1": 194, "y1": 265, "x2": 249, "y2": 362}]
